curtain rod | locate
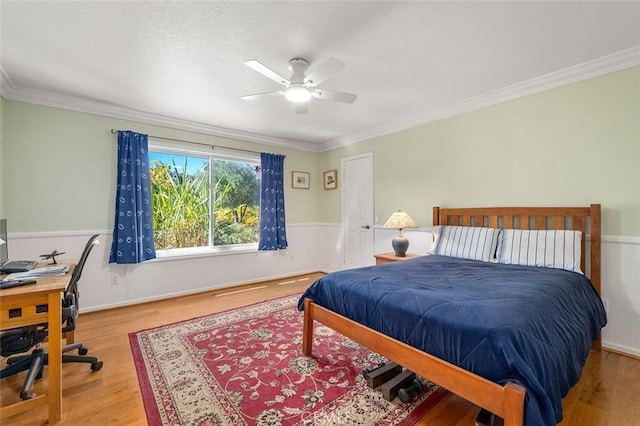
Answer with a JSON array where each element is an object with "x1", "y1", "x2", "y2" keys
[{"x1": 109, "y1": 129, "x2": 271, "y2": 157}]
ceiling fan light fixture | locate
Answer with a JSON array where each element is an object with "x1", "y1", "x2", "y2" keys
[
  {"x1": 285, "y1": 86, "x2": 311, "y2": 103},
  {"x1": 242, "y1": 57, "x2": 356, "y2": 111}
]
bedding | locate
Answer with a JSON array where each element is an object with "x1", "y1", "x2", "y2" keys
[{"x1": 298, "y1": 255, "x2": 606, "y2": 426}]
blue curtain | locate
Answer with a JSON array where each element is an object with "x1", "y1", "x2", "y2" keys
[
  {"x1": 109, "y1": 131, "x2": 156, "y2": 264},
  {"x1": 259, "y1": 153, "x2": 288, "y2": 250}
]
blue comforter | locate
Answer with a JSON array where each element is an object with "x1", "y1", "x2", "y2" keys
[{"x1": 297, "y1": 255, "x2": 606, "y2": 426}]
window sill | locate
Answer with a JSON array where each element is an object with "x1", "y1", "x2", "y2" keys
[{"x1": 152, "y1": 244, "x2": 258, "y2": 262}]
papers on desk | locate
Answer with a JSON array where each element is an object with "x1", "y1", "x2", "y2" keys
[{"x1": 3, "y1": 265, "x2": 69, "y2": 281}]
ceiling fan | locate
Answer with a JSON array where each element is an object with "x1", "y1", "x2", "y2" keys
[{"x1": 242, "y1": 57, "x2": 357, "y2": 114}]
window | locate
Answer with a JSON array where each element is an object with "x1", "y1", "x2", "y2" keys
[{"x1": 149, "y1": 142, "x2": 260, "y2": 254}]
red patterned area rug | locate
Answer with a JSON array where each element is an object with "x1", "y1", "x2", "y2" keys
[{"x1": 129, "y1": 294, "x2": 447, "y2": 425}]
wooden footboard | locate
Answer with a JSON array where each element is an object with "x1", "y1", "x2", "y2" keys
[{"x1": 302, "y1": 297, "x2": 526, "y2": 425}]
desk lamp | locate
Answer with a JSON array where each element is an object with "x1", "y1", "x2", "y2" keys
[{"x1": 383, "y1": 210, "x2": 417, "y2": 257}]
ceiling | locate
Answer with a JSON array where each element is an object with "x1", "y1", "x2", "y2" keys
[{"x1": 1, "y1": 1, "x2": 639, "y2": 152}]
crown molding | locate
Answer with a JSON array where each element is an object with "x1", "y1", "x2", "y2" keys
[
  {"x1": 322, "y1": 46, "x2": 640, "y2": 152},
  {"x1": 0, "y1": 71, "x2": 323, "y2": 153},
  {"x1": 2, "y1": 46, "x2": 639, "y2": 154},
  {"x1": 0, "y1": 65, "x2": 17, "y2": 95}
]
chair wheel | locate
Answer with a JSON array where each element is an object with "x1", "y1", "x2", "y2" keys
[
  {"x1": 91, "y1": 361, "x2": 103, "y2": 372},
  {"x1": 78, "y1": 347, "x2": 88, "y2": 355},
  {"x1": 19, "y1": 390, "x2": 35, "y2": 400}
]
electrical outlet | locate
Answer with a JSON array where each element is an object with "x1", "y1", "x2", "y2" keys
[{"x1": 110, "y1": 274, "x2": 120, "y2": 286}]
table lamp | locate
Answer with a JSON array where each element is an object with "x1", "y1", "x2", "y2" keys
[{"x1": 383, "y1": 210, "x2": 417, "y2": 257}]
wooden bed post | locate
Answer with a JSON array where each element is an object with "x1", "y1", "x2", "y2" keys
[
  {"x1": 590, "y1": 204, "x2": 601, "y2": 295},
  {"x1": 590, "y1": 204, "x2": 602, "y2": 352},
  {"x1": 503, "y1": 383, "x2": 526, "y2": 426},
  {"x1": 302, "y1": 298, "x2": 314, "y2": 356},
  {"x1": 433, "y1": 206, "x2": 440, "y2": 226}
]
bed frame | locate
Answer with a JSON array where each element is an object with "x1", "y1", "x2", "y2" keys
[{"x1": 302, "y1": 204, "x2": 601, "y2": 426}]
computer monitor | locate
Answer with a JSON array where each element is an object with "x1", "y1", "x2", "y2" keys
[{"x1": 0, "y1": 219, "x2": 8, "y2": 265}]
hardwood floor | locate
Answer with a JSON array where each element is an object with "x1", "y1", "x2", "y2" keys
[{"x1": 1, "y1": 272, "x2": 638, "y2": 425}]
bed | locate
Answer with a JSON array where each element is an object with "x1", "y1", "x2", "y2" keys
[{"x1": 298, "y1": 205, "x2": 606, "y2": 426}]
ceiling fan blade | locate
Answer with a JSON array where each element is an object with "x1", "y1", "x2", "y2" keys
[
  {"x1": 295, "y1": 104, "x2": 308, "y2": 115},
  {"x1": 304, "y1": 57, "x2": 345, "y2": 87},
  {"x1": 244, "y1": 60, "x2": 290, "y2": 86},
  {"x1": 241, "y1": 90, "x2": 285, "y2": 101},
  {"x1": 311, "y1": 89, "x2": 357, "y2": 104}
]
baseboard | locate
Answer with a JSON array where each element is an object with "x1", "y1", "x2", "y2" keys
[
  {"x1": 79, "y1": 269, "x2": 322, "y2": 314},
  {"x1": 602, "y1": 343, "x2": 640, "y2": 360}
]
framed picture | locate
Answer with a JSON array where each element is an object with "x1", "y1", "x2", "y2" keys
[
  {"x1": 291, "y1": 171, "x2": 310, "y2": 189},
  {"x1": 323, "y1": 169, "x2": 338, "y2": 190}
]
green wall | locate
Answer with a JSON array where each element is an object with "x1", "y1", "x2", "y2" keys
[
  {"x1": 1, "y1": 101, "x2": 320, "y2": 232},
  {"x1": 2, "y1": 66, "x2": 639, "y2": 236},
  {"x1": 321, "y1": 67, "x2": 640, "y2": 237}
]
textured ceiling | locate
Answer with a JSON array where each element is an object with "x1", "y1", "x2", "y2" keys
[{"x1": 1, "y1": 1, "x2": 639, "y2": 151}]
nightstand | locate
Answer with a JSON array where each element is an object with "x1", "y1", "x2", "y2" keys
[{"x1": 374, "y1": 252, "x2": 419, "y2": 265}]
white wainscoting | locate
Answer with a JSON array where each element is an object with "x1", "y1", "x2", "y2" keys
[
  {"x1": 600, "y1": 236, "x2": 640, "y2": 358},
  {"x1": 7, "y1": 224, "x2": 327, "y2": 312},
  {"x1": 318, "y1": 225, "x2": 433, "y2": 272},
  {"x1": 7, "y1": 225, "x2": 639, "y2": 358}
]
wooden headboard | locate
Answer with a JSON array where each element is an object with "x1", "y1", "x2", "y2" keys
[{"x1": 432, "y1": 205, "x2": 601, "y2": 297}]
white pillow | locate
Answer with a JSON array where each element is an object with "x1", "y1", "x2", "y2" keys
[
  {"x1": 496, "y1": 229, "x2": 583, "y2": 274},
  {"x1": 430, "y1": 226, "x2": 501, "y2": 263}
]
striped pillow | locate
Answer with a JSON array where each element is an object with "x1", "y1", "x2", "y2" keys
[
  {"x1": 496, "y1": 229, "x2": 583, "y2": 273},
  {"x1": 431, "y1": 226, "x2": 501, "y2": 262}
]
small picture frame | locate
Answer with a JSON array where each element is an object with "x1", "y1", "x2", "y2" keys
[
  {"x1": 291, "y1": 171, "x2": 310, "y2": 189},
  {"x1": 323, "y1": 170, "x2": 338, "y2": 190}
]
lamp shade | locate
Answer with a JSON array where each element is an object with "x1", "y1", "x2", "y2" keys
[
  {"x1": 383, "y1": 211, "x2": 417, "y2": 230},
  {"x1": 383, "y1": 211, "x2": 417, "y2": 257}
]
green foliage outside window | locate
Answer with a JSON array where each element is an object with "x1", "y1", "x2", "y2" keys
[
  {"x1": 212, "y1": 160, "x2": 260, "y2": 246},
  {"x1": 150, "y1": 156, "x2": 259, "y2": 250}
]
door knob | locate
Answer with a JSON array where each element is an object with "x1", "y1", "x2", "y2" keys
[{"x1": 361, "y1": 225, "x2": 371, "y2": 229}]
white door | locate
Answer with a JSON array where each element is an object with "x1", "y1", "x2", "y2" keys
[{"x1": 342, "y1": 153, "x2": 374, "y2": 268}]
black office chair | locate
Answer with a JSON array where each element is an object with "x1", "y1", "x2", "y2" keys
[{"x1": 0, "y1": 234, "x2": 104, "y2": 400}]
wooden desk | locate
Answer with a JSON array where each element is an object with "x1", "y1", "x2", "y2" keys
[{"x1": 0, "y1": 266, "x2": 72, "y2": 423}]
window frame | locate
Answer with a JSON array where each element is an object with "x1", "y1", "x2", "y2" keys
[{"x1": 148, "y1": 139, "x2": 260, "y2": 259}]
